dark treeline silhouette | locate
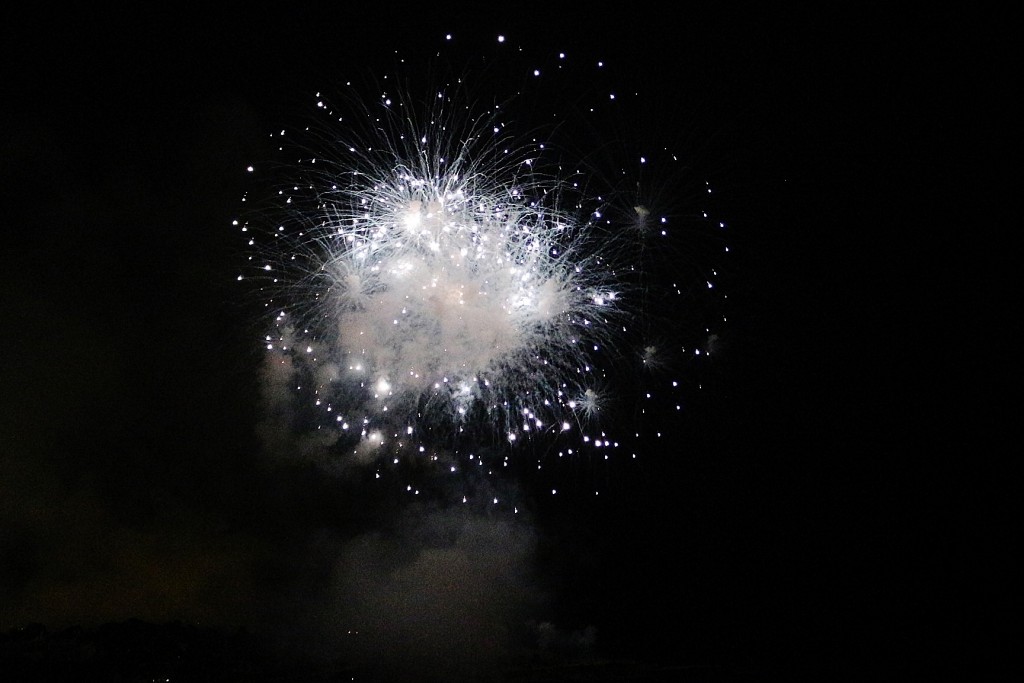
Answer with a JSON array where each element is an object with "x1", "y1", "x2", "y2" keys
[
  {"x1": 0, "y1": 619, "x2": 353, "y2": 683},
  {"x1": 0, "y1": 619, "x2": 767, "y2": 681}
]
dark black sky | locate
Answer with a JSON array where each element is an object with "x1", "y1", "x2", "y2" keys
[{"x1": 0, "y1": 5, "x2": 1005, "y2": 680}]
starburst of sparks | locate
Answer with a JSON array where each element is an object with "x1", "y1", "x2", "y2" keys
[{"x1": 236, "y1": 36, "x2": 729, "y2": 505}]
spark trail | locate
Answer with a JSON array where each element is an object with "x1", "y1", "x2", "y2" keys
[{"x1": 237, "y1": 37, "x2": 729, "y2": 506}]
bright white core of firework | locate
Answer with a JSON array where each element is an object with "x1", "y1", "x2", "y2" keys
[{"x1": 249, "y1": 89, "x2": 627, "y2": 452}]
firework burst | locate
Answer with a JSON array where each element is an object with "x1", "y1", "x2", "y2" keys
[{"x1": 237, "y1": 37, "x2": 728, "y2": 505}]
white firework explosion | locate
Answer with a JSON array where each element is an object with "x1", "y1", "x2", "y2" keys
[{"x1": 236, "y1": 41, "x2": 727, "y2": 503}]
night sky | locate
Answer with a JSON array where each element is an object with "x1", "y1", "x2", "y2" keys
[{"x1": 0, "y1": 5, "x2": 1002, "y2": 681}]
